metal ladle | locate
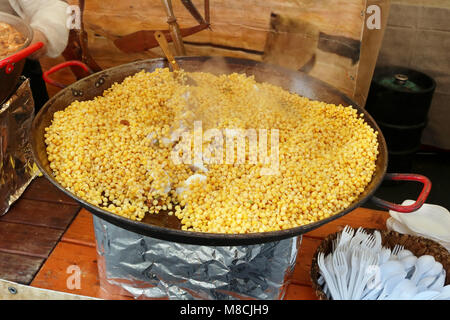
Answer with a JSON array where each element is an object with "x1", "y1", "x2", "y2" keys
[{"x1": 154, "y1": 30, "x2": 197, "y2": 87}]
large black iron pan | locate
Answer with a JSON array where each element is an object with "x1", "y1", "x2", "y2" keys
[{"x1": 31, "y1": 56, "x2": 431, "y2": 246}]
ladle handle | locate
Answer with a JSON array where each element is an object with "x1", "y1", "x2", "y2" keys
[
  {"x1": 161, "y1": 0, "x2": 186, "y2": 56},
  {"x1": 154, "y1": 31, "x2": 180, "y2": 71},
  {"x1": 371, "y1": 173, "x2": 432, "y2": 213}
]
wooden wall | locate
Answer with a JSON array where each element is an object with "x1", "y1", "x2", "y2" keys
[{"x1": 41, "y1": 0, "x2": 390, "y2": 106}]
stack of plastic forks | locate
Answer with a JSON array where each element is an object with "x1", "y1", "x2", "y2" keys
[
  {"x1": 317, "y1": 226, "x2": 380, "y2": 300},
  {"x1": 317, "y1": 226, "x2": 450, "y2": 300}
]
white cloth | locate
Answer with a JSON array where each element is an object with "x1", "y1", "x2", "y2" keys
[
  {"x1": 1, "y1": 0, "x2": 69, "y2": 58},
  {"x1": 387, "y1": 200, "x2": 450, "y2": 252}
]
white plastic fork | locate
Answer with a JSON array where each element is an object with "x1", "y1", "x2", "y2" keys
[
  {"x1": 361, "y1": 234, "x2": 377, "y2": 250},
  {"x1": 351, "y1": 249, "x2": 379, "y2": 299},
  {"x1": 347, "y1": 247, "x2": 361, "y2": 298},
  {"x1": 373, "y1": 230, "x2": 383, "y2": 252},
  {"x1": 317, "y1": 252, "x2": 341, "y2": 299},
  {"x1": 333, "y1": 250, "x2": 349, "y2": 299},
  {"x1": 339, "y1": 225, "x2": 355, "y2": 247},
  {"x1": 333, "y1": 226, "x2": 354, "y2": 252},
  {"x1": 332, "y1": 234, "x2": 341, "y2": 252},
  {"x1": 349, "y1": 227, "x2": 369, "y2": 249},
  {"x1": 378, "y1": 247, "x2": 392, "y2": 264},
  {"x1": 390, "y1": 244, "x2": 404, "y2": 259},
  {"x1": 318, "y1": 275, "x2": 330, "y2": 298}
]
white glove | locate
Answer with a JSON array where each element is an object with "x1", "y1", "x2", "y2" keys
[{"x1": 9, "y1": 0, "x2": 70, "y2": 58}]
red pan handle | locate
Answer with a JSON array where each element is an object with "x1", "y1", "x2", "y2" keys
[
  {"x1": 0, "y1": 41, "x2": 44, "y2": 74},
  {"x1": 371, "y1": 173, "x2": 432, "y2": 213},
  {"x1": 43, "y1": 60, "x2": 92, "y2": 89}
]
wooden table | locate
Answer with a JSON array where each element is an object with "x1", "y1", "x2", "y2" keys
[
  {"x1": 0, "y1": 177, "x2": 390, "y2": 300},
  {"x1": 0, "y1": 177, "x2": 80, "y2": 285}
]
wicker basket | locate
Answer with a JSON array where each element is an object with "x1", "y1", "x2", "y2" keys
[{"x1": 310, "y1": 229, "x2": 450, "y2": 300}]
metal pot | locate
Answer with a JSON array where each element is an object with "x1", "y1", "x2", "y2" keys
[
  {"x1": 31, "y1": 57, "x2": 432, "y2": 246},
  {"x1": 0, "y1": 12, "x2": 43, "y2": 104}
]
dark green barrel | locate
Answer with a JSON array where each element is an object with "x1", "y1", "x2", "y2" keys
[{"x1": 366, "y1": 66, "x2": 436, "y2": 173}]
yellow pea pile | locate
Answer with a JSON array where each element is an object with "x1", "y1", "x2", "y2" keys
[{"x1": 45, "y1": 68, "x2": 379, "y2": 234}]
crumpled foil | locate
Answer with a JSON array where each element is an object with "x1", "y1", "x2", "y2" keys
[
  {"x1": 0, "y1": 78, "x2": 38, "y2": 216},
  {"x1": 93, "y1": 215, "x2": 301, "y2": 300}
]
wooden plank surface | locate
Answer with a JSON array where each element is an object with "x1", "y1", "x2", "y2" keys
[
  {"x1": 0, "y1": 177, "x2": 81, "y2": 285},
  {"x1": 0, "y1": 252, "x2": 44, "y2": 285},
  {"x1": 284, "y1": 284, "x2": 317, "y2": 300},
  {"x1": 303, "y1": 208, "x2": 390, "y2": 239},
  {"x1": 20, "y1": 177, "x2": 78, "y2": 205},
  {"x1": 292, "y1": 237, "x2": 324, "y2": 286},
  {"x1": 61, "y1": 209, "x2": 95, "y2": 246},
  {"x1": 31, "y1": 207, "x2": 390, "y2": 300},
  {"x1": 31, "y1": 241, "x2": 131, "y2": 300},
  {"x1": 0, "y1": 199, "x2": 80, "y2": 230},
  {"x1": 0, "y1": 222, "x2": 63, "y2": 259}
]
